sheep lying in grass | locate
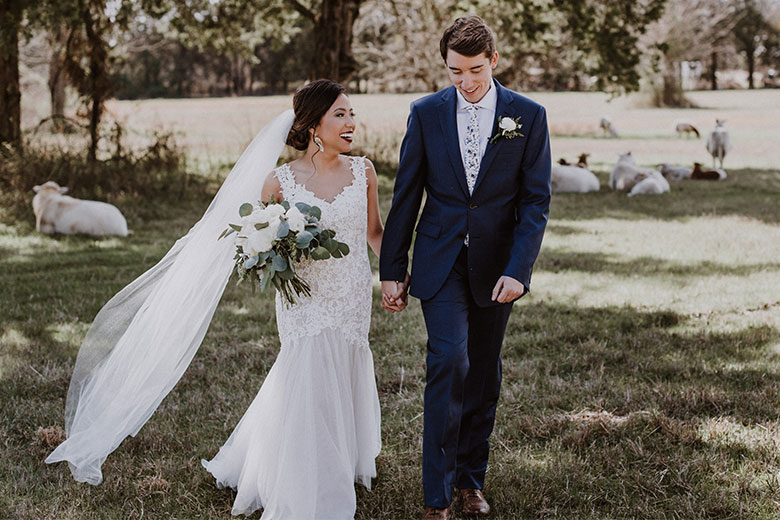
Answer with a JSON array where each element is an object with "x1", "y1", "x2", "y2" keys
[
  {"x1": 659, "y1": 163, "x2": 692, "y2": 181},
  {"x1": 609, "y1": 152, "x2": 658, "y2": 191},
  {"x1": 706, "y1": 119, "x2": 732, "y2": 168},
  {"x1": 32, "y1": 181, "x2": 129, "y2": 236},
  {"x1": 628, "y1": 171, "x2": 670, "y2": 197},
  {"x1": 674, "y1": 120, "x2": 700, "y2": 138},
  {"x1": 599, "y1": 117, "x2": 618, "y2": 138},
  {"x1": 691, "y1": 162, "x2": 727, "y2": 180},
  {"x1": 551, "y1": 164, "x2": 600, "y2": 193}
]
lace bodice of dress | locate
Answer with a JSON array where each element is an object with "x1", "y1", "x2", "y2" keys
[{"x1": 273, "y1": 156, "x2": 372, "y2": 348}]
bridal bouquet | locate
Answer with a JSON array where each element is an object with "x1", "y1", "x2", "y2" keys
[{"x1": 219, "y1": 199, "x2": 350, "y2": 305}]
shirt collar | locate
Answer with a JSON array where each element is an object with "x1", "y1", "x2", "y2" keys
[{"x1": 456, "y1": 81, "x2": 497, "y2": 113}]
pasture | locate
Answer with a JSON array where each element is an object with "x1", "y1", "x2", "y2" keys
[{"x1": 3, "y1": 89, "x2": 780, "y2": 518}]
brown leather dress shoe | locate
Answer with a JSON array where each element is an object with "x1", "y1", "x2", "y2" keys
[
  {"x1": 422, "y1": 506, "x2": 451, "y2": 520},
  {"x1": 457, "y1": 488, "x2": 491, "y2": 516}
]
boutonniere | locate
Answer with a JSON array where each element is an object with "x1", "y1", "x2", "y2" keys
[{"x1": 489, "y1": 116, "x2": 524, "y2": 144}]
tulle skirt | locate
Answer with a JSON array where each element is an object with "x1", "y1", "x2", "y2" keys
[{"x1": 201, "y1": 327, "x2": 381, "y2": 519}]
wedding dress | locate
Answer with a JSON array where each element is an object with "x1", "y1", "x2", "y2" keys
[
  {"x1": 45, "y1": 110, "x2": 380, "y2": 519},
  {"x1": 201, "y1": 156, "x2": 381, "y2": 519}
]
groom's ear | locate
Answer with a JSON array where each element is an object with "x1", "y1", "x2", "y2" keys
[{"x1": 490, "y1": 51, "x2": 499, "y2": 70}]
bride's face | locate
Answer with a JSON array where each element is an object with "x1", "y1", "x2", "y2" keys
[{"x1": 313, "y1": 94, "x2": 356, "y2": 154}]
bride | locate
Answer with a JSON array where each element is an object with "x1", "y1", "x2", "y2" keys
[{"x1": 46, "y1": 79, "x2": 406, "y2": 518}]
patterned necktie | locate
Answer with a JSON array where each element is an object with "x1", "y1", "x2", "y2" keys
[{"x1": 464, "y1": 104, "x2": 480, "y2": 195}]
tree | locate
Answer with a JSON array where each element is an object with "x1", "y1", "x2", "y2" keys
[
  {"x1": 285, "y1": 0, "x2": 362, "y2": 82},
  {"x1": 0, "y1": 0, "x2": 25, "y2": 147},
  {"x1": 732, "y1": 0, "x2": 780, "y2": 89},
  {"x1": 640, "y1": 0, "x2": 738, "y2": 106}
]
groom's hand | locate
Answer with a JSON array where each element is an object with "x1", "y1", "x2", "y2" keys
[
  {"x1": 491, "y1": 276, "x2": 526, "y2": 303},
  {"x1": 381, "y1": 273, "x2": 409, "y2": 312}
]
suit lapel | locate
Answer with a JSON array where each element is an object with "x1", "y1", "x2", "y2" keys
[
  {"x1": 472, "y1": 80, "x2": 514, "y2": 195},
  {"x1": 437, "y1": 88, "x2": 471, "y2": 198}
]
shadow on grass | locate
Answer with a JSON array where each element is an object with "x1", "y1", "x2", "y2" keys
[
  {"x1": 536, "y1": 249, "x2": 780, "y2": 277},
  {"x1": 484, "y1": 301, "x2": 780, "y2": 518}
]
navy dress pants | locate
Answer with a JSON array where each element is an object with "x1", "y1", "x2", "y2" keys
[{"x1": 420, "y1": 246, "x2": 514, "y2": 508}]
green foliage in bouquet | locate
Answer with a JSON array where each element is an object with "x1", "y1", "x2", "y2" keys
[{"x1": 219, "y1": 199, "x2": 350, "y2": 305}]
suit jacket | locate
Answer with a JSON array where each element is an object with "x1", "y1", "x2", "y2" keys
[{"x1": 379, "y1": 79, "x2": 551, "y2": 307}]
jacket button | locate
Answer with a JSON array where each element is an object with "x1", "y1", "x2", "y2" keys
[{"x1": 469, "y1": 204, "x2": 478, "y2": 210}]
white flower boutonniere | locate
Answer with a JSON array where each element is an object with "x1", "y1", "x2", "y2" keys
[{"x1": 490, "y1": 116, "x2": 524, "y2": 144}]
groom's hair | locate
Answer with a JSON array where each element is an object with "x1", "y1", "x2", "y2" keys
[
  {"x1": 440, "y1": 16, "x2": 496, "y2": 62},
  {"x1": 287, "y1": 79, "x2": 347, "y2": 151}
]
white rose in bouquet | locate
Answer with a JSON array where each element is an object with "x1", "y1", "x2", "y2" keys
[
  {"x1": 245, "y1": 227, "x2": 276, "y2": 256},
  {"x1": 265, "y1": 204, "x2": 286, "y2": 219},
  {"x1": 285, "y1": 206, "x2": 307, "y2": 233}
]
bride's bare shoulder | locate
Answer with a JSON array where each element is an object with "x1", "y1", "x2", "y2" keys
[{"x1": 261, "y1": 167, "x2": 283, "y2": 202}]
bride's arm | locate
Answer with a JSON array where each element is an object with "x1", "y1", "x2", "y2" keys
[
  {"x1": 365, "y1": 159, "x2": 383, "y2": 257},
  {"x1": 261, "y1": 170, "x2": 283, "y2": 203}
]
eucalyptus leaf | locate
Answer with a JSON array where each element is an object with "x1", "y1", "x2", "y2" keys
[
  {"x1": 309, "y1": 206, "x2": 321, "y2": 220},
  {"x1": 312, "y1": 246, "x2": 331, "y2": 260},
  {"x1": 254, "y1": 221, "x2": 269, "y2": 230},
  {"x1": 272, "y1": 255, "x2": 288, "y2": 272},
  {"x1": 338, "y1": 242, "x2": 350, "y2": 256},
  {"x1": 295, "y1": 202, "x2": 312, "y2": 213},
  {"x1": 239, "y1": 203, "x2": 254, "y2": 217},
  {"x1": 260, "y1": 270, "x2": 273, "y2": 292},
  {"x1": 277, "y1": 220, "x2": 290, "y2": 238},
  {"x1": 323, "y1": 238, "x2": 338, "y2": 253},
  {"x1": 229, "y1": 223, "x2": 242, "y2": 232},
  {"x1": 281, "y1": 200, "x2": 290, "y2": 211},
  {"x1": 277, "y1": 267, "x2": 294, "y2": 280},
  {"x1": 243, "y1": 255, "x2": 259, "y2": 269},
  {"x1": 296, "y1": 230, "x2": 314, "y2": 248}
]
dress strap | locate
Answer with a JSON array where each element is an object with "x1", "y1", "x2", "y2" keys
[
  {"x1": 274, "y1": 164, "x2": 297, "y2": 199},
  {"x1": 350, "y1": 156, "x2": 368, "y2": 185}
]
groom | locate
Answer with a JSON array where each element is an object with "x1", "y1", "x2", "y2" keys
[{"x1": 380, "y1": 16, "x2": 551, "y2": 520}]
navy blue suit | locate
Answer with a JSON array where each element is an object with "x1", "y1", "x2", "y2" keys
[{"x1": 380, "y1": 80, "x2": 551, "y2": 508}]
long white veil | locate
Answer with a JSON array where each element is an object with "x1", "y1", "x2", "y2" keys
[{"x1": 45, "y1": 110, "x2": 296, "y2": 485}]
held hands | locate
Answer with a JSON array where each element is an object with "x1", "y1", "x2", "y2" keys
[
  {"x1": 381, "y1": 272, "x2": 410, "y2": 312},
  {"x1": 491, "y1": 275, "x2": 526, "y2": 303}
]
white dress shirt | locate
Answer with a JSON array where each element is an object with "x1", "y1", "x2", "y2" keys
[{"x1": 455, "y1": 83, "x2": 498, "y2": 172}]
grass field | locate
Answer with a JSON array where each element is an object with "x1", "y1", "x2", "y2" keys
[{"x1": 3, "y1": 89, "x2": 780, "y2": 518}]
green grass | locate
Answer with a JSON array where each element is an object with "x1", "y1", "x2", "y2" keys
[{"x1": 3, "y1": 165, "x2": 780, "y2": 519}]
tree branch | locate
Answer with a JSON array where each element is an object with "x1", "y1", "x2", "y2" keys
[{"x1": 285, "y1": 0, "x2": 316, "y2": 22}]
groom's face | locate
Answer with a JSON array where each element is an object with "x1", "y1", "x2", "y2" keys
[{"x1": 445, "y1": 49, "x2": 498, "y2": 104}]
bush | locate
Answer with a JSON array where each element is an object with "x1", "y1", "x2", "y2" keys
[{"x1": 0, "y1": 128, "x2": 193, "y2": 222}]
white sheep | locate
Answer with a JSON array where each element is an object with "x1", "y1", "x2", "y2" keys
[
  {"x1": 609, "y1": 152, "x2": 657, "y2": 191},
  {"x1": 551, "y1": 164, "x2": 600, "y2": 193},
  {"x1": 658, "y1": 163, "x2": 692, "y2": 181},
  {"x1": 599, "y1": 117, "x2": 618, "y2": 138},
  {"x1": 628, "y1": 171, "x2": 671, "y2": 197},
  {"x1": 32, "y1": 181, "x2": 129, "y2": 236},
  {"x1": 706, "y1": 119, "x2": 732, "y2": 168}
]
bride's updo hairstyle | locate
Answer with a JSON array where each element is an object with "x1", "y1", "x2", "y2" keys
[{"x1": 286, "y1": 79, "x2": 347, "y2": 151}]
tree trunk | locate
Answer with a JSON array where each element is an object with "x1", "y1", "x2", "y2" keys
[
  {"x1": 312, "y1": 0, "x2": 361, "y2": 82},
  {"x1": 710, "y1": 51, "x2": 718, "y2": 90},
  {"x1": 48, "y1": 29, "x2": 69, "y2": 131},
  {"x1": 747, "y1": 51, "x2": 755, "y2": 89},
  {"x1": 0, "y1": 9, "x2": 22, "y2": 148},
  {"x1": 80, "y1": 3, "x2": 109, "y2": 163}
]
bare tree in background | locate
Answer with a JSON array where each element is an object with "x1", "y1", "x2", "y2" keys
[
  {"x1": 641, "y1": 0, "x2": 737, "y2": 106},
  {"x1": 354, "y1": 0, "x2": 454, "y2": 92}
]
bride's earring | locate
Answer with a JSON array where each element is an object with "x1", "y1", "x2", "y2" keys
[{"x1": 314, "y1": 136, "x2": 324, "y2": 153}]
